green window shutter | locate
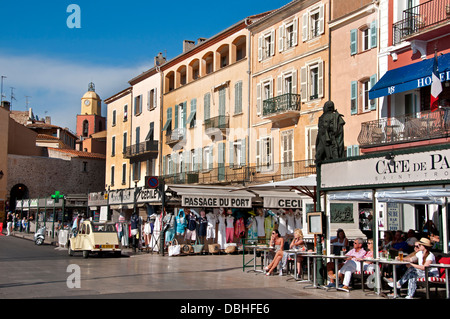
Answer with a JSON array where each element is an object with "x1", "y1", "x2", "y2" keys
[
  {"x1": 370, "y1": 74, "x2": 377, "y2": 110},
  {"x1": 204, "y1": 93, "x2": 210, "y2": 121},
  {"x1": 240, "y1": 138, "x2": 246, "y2": 166},
  {"x1": 162, "y1": 155, "x2": 166, "y2": 175},
  {"x1": 235, "y1": 81, "x2": 242, "y2": 114},
  {"x1": 183, "y1": 102, "x2": 187, "y2": 128},
  {"x1": 351, "y1": 81, "x2": 358, "y2": 115},
  {"x1": 370, "y1": 20, "x2": 377, "y2": 48},
  {"x1": 219, "y1": 88, "x2": 226, "y2": 116},
  {"x1": 174, "y1": 104, "x2": 179, "y2": 129},
  {"x1": 229, "y1": 140, "x2": 234, "y2": 168},
  {"x1": 350, "y1": 29, "x2": 357, "y2": 56}
]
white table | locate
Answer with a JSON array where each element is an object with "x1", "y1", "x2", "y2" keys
[
  {"x1": 378, "y1": 259, "x2": 410, "y2": 298},
  {"x1": 323, "y1": 255, "x2": 350, "y2": 291},
  {"x1": 284, "y1": 249, "x2": 316, "y2": 282}
]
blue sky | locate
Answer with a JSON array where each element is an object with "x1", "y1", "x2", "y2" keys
[{"x1": 0, "y1": 0, "x2": 290, "y2": 132}]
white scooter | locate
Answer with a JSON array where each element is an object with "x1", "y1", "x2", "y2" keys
[{"x1": 34, "y1": 226, "x2": 46, "y2": 245}]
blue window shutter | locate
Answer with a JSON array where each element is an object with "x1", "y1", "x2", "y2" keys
[
  {"x1": 351, "y1": 81, "x2": 358, "y2": 115},
  {"x1": 370, "y1": 20, "x2": 377, "y2": 48},
  {"x1": 350, "y1": 29, "x2": 357, "y2": 55},
  {"x1": 370, "y1": 74, "x2": 377, "y2": 110}
]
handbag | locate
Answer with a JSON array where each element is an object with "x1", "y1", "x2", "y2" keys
[
  {"x1": 208, "y1": 244, "x2": 220, "y2": 254},
  {"x1": 168, "y1": 239, "x2": 181, "y2": 257},
  {"x1": 181, "y1": 244, "x2": 193, "y2": 254},
  {"x1": 192, "y1": 238, "x2": 204, "y2": 254}
]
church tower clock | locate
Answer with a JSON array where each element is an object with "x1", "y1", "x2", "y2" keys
[
  {"x1": 81, "y1": 82, "x2": 102, "y2": 115},
  {"x1": 76, "y1": 82, "x2": 106, "y2": 139}
]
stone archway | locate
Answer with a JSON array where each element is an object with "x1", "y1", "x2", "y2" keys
[{"x1": 9, "y1": 183, "x2": 29, "y2": 211}]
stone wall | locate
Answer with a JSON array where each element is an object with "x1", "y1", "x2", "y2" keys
[{"x1": 8, "y1": 154, "x2": 105, "y2": 199}]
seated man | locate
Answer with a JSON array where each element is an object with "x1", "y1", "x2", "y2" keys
[
  {"x1": 337, "y1": 238, "x2": 375, "y2": 292},
  {"x1": 326, "y1": 237, "x2": 366, "y2": 289}
]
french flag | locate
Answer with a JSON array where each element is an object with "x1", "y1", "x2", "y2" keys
[{"x1": 430, "y1": 52, "x2": 442, "y2": 112}]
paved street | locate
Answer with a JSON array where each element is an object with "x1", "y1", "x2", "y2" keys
[{"x1": 0, "y1": 233, "x2": 386, "y2": 301}]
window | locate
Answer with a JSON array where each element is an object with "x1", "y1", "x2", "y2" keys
[
  {"x1": 256, "y1": 136, "x2": 273, "y2": 171},
  {"x1": 123, "y1": 104, "x2": 128, "y2": 121},
  {"x1": 346, "y1": 145, "x2": 360, "y2": 157},
  {"x1": 145, "y1": 123, "x2": 154, "y2": 141},
  {"x1": 147, "y1": 88, "x2": 157, "y2": 111},
  {"x1": 362, "y1": 28, "x2": 370, "y2": 51},
  {"x1": 122, "y1": 163, "x2": 126, "y2": 185},
  {"x1": 82, "y1": 161, "x2": 88, "y2": 172},
  {"x1": 133, "y1": 162, "x2": 141, "y2": 182},
  {"x1": 258, "y1": 30, "x2": 275, "y2": 61},
  {"x1": 256, "y1": 78, "x2": 273, "y2": 115},
  {"x1": 110, "y1": 166, "x2": 115, "y2": 186},
  {"x1": 111, "y1": 136, "x2": 115, "y2": 156},
  {"x1": 203, "y1": 146, "x2": 213, "y2": 171},
  {"x1": 306, "y1": 127, "x2": 318, "y2": 163},
  {"x1": 362, "y1": 80, "x2": 370, "y2": 112},
  {"x1": 277, "y1": 71, "x2": 297, "y2": 96},
  {"x1": 123, "y1": 132, "x2": 127, "y2": 154},
  {"x1": 279, "y1": 18, "x2": 298, "y2": 52},
  {"x1": 175, "y1": 102, "x2": 187, "y2": 130},
  {"x1": 112, "y1": 110, "x2": 116, "y2": 126},
  {"x1": 134, "y1": 95, "x2": 142, "y2": 115},
  {"x1": 83, "y1": 120, "x2": 89, "y2": 137},
  {"x1": 230, "y1": 139, "x2": 246, "y2": 168},
  {"x1": 350, "y1": 21, "x2": 377, "y2": 55},
  {"x1": 300, "y1": 61, "x2": 323, "y2": 102},
  {"x1": 234, "y1": 81, "x2": 243, "y2": 114},
  {"x1": 351, "y1": 75, "x2": 377, "y2": 115},
  {"x1": 218, "y1": 87, "x2": 226, "y2": 116},
  {"x1": 302, "y1": 4, "x2": 324, "y2": 42},
  {"x1": 187, "y1": 99, "x2": 197, "y2": 128}
]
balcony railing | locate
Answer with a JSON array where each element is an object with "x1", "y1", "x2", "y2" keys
[
  {"x1": 204, "y1": 115, "x2": 229, "y2": 132},
  {"x1": 166, "y1": 128, "x2": 185, "y2": 145},
  {"x1": 392, "y1": 0, "x2": 450, "y2": 45},
  {"x1": 123, "y1": 140, "x2": 158, "y2": 159},
  {"x1": 262, "y1": 93, "x2": 301, "y2": 120},
  {"x1": 162, "y1": 159, "x2": 316, "y2": 185},
  {"x1": 358, "y1": 108, "x2": 450, "y2": 147}
]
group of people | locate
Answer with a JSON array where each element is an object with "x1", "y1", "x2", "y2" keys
[{"x1": 5, "y1": 212, "x2": 31, "y2": 235}]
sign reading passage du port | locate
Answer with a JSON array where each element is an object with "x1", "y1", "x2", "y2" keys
[{"x1": 145, "y1": 176, "x2": 159, "y2": 189}]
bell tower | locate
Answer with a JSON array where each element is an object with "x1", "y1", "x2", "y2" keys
[{"x1": 81, "y1": 82, "x2": 102, "y2": 115}]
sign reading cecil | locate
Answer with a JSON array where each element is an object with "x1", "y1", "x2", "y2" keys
[
  {"x1": 182, "y1": 195, "x2": 252, "y2": 208},
  {"x1": 321, "y1": 148, "x2": 450, "y2": 189},
  {"x1": 264, "y1": 197, "x2": 302, "y2": 209}
]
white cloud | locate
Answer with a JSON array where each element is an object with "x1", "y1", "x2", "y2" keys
[{"x1": 0, "y1": 53, "x2": 150, "y2": 132}]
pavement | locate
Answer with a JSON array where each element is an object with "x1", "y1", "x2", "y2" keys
[{"x1": 1, "y1": 229, "x2": 446, "y2": 300}]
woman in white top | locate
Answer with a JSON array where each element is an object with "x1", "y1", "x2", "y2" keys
[{"x1": 385, "y1": 237, "x2": 439, "y2": 299}]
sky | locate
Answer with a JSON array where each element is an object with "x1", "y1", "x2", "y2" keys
[{"x1": 0, "y1": 0, "x2": 290, "y2": 133}]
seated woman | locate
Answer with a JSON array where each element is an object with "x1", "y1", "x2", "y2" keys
[
  {"x1": 330, "y1": 229, "x2": 349, "y2": 255},
  {"x1": 264, "y1": 230, "x2": 284, "y2": 276},
  {"x1": 337, "y1": 238, "x2": 375, "y2": 292},
  {"x1": 282, "y1": 229, "x2": 308, "y2": 277},
  {"x1": 384, "y1": 238, "x2": 440, "y2": 299}
]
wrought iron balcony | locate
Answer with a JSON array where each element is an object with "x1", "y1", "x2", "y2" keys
[
  {"x1": 123, "y1": 140, "x2": 158, "y2": 159},
  {"x1": 392, "y1": 0, "x2": 450, "y2": 45},
  {"x1": 165, "y1": 128, "x2": 185, "y2": 145},
  {"x1": 204, "y1": 115, "x2": 229, "y2": 133},
  {"x1": 162, "y1": 159, "x2": 316, "y2": 185},
  {"x1": 358, "y1": 108, "x2": 450, "y2": 147},
  {"x1": 262, "y1": 93, "x2": 301, "y2": 121}
]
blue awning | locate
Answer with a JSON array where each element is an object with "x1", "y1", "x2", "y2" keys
[{"x1": 369, "y1": 53, "x2": 450, "y2": 100}]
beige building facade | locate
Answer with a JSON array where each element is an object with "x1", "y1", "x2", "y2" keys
[{"x1": 0, "y1": 106, "x2": 9, "y2": 222}]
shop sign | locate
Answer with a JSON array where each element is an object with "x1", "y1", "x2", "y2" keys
[
  {"x1": 387, "y1": 203, "x2": 401, "y2": 231},
  {"x1": 137, "y1": 188, "x2": 160, "y2": 203},
  {"x1": 321, "y1": 149, "x2": 450, "y2": 188},
  {"x1": 263, "y1": 197, "x2": 302, "y2": 208},
  {"x1": 182, "y1": 195, "x2": 252, "y2": 208}
]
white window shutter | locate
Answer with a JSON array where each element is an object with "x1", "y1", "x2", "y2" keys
[
  {"x1": 256, "y1": 83, "x2": 262, "y2": 115},
  {"x1": 277, "y1": 75, "x2": 283, "y2": 96},
  {"x1": 270, "y1": 30, "x2": 275, "y2": 56},
  {"x1": 209, "y1": 145, "x2": 214, "y2": 170},
  {"x1": 292, "y1": 70, "x2": 297, "y2": 94},
  {"x1": 319, "y1": 4, "x2": 325, "y2": 35},
  {"x1": 256, "y1": 139, "x2": 261, "y2": 171},
  {"x1": 318, "y1": 60, "x2": 324, "y2": 99},
  {"x1": 300, "y1": 66, "x2": 308, "y2": 102},
  {"x1": 154, "y1": 88, "x2": 157, "y2": 109},
  {"x1": 258, "y1": 35, "x2": 263, "y2": 61},
  {"x1": 269, "y1": 137, "x2": 274, "y2": 168},
  {"x1": 147, "y1": 90, "x2": 151, "y2": 111},
  {"x1": 302, "y1": 12, "x2": 308, "y2": 42},
  {"x1": 293, "y1": 17, "x2": 298, "y2": 46},
  {"x1": 269, "y1": 78, "x2": 274, "y2": 98},
  {"x1": 278, "y1": 25, "x2": 284, "y2": 52}
]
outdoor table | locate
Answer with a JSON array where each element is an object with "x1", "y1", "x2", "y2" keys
[
  {"x1": 244, "y1": 245, "x2": 273, "y2": 273},
  {"x1": 303, "y1": 254, "x2": 326, "y2": 290},
  {"x1": 377, "y1": 258, "x2": 410, "y2": 298},
  {"x1": 323, "y1": 254, "x2": 349, "y2": 291},
  {"x1": 427, "y1": 263, "x2": 450, "y2": 299},
  {"x1": 244, "y1": 245, "x2": 261, "y2": 273},
  {"x1": 357, "y1": 257, "x2": 381, "y2": 294},
  {"x1": 258, "y1": 246, "x2": 275, "y2": 273},
  {"x1": 284, "y1": 249, "x2": 316, "y2": 282}
]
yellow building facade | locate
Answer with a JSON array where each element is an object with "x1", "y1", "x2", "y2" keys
[{"x1": 248, "y1": 0, "x2": 330, "y2": 183}]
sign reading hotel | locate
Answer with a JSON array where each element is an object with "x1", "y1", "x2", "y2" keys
[
  {"x1": 182, "y1": 195, "x2": 252, "y2": 208},
  {"x1": 321, "y1": 149, "x2": 450, "y2": 189}
]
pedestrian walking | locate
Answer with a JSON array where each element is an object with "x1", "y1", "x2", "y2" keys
[{"x1": 6, "y1": 212, "x2": 13, "y2": 236}]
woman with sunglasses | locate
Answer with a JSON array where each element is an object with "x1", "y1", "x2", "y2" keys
[
  {"x1": 264, "y1": 229, "x2": 285, "y2": 276},
  {"x1": 385, "y1": 238, "x2": 439, "y2": 299}
]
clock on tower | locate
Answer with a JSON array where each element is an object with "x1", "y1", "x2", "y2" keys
[{"x1": 81, "y1": 82, "x2": 102, "y2": 116}]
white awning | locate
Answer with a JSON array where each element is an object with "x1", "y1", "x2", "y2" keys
[
  {"x1": 328, "y1": 191, "x2": 373, "y2": 202},
  {"x1": 168, "y1": 185, "x2": 255, "y2": 208},
  {"x1": 249, "y1": 190, "x2": 303, "y2": 209},
  {"x1": 375, "y1": 189, "x2": 450, "y2": 205}
]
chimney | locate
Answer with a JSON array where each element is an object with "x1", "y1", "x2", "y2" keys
[
  {"x1": 183, "y1": 40, "x2": 195, "y2": 53},
  {"x1": 45, "y1": 116, "x2": 51, "y2": 124},
  {"x1": 154, "y1": 52, "x2": 166, "y2": 67},
  {"x1": 197, "y1": 38, "x2": 207, "y2": 45},
  {"x1": 0, "y1": 101, "x2": 10, "y2": 111}
]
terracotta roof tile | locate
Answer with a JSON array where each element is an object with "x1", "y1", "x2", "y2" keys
[{"x1": 48, "y1": 148, "x2": 106, "y2": 160}]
